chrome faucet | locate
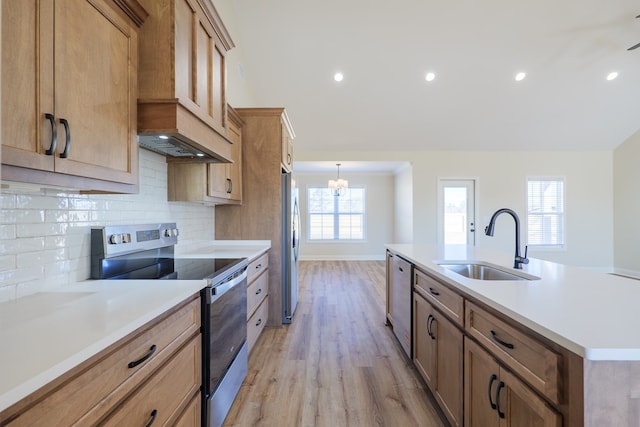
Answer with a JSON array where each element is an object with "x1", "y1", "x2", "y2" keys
[{"x1": 484, "y1": 208, "x2": 529, "y2": 269}]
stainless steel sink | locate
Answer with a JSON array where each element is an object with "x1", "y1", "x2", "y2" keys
[{"x1": 437, "y1": 262, "x2": 539, "y2": 281}]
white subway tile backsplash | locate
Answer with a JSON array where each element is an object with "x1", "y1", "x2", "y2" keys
[
  {"x1": 0, "y1": 149, "x2": 215, "y2": 301},
  {"x1": 0, "y1": 224, "x2": 16, "y2": 240}
]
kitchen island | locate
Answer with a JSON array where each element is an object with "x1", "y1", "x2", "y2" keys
[
  {"x1": 387, "y1": 243, "x2": 640, "y2": 426},
  {"x1": 0, "y1": 240, "x2": 269, "y2": 423}
]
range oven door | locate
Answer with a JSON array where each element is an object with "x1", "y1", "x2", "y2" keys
[{"x1": 201, "y1": 267, "x2": 248, "y2": 427}]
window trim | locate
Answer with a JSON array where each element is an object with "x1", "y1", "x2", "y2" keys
[
  {"x1": 306, "y1": 185, "x2": 366, "y2": 242},
  {"x1": 526, "y1": 176, "x2": 566, "y2": 249}
]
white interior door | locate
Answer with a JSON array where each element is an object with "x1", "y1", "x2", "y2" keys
[{"x1": 438, "y1": 179, "x2": 476, "y2": 245}]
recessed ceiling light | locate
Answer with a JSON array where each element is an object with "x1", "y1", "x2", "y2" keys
[
  {"x1": 515, "y1": 72, "x2": 526, "y2": 81},
  {"x1": 606, "y1": 72, "x2": 619, "y2": 81},
  {"x1": 334, "y1": 72, "x2": 344, "y2": 82},
  {"x1": 158, "y1": 135, "x2": 169, "y2": 140},
  {"x1": 425, "y1": 72, "x2": 436, "y2": 82}
]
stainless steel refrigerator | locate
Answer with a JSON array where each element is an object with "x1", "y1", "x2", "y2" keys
[{"x1": 282, "y1": 172, "x2": 300, "y2": 323}]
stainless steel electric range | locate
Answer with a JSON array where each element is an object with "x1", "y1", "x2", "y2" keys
[{"x1": 91, "y1": 223, "x2": 248, "y2": 427}]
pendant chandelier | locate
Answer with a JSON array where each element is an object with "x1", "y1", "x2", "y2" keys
[{"x1": 328, "y1": 163, "x2": 348, "y2": 196}]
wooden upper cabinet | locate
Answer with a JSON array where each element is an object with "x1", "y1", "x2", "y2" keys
[
  {"x1": 281, "y1": 120, "x2": 294, "y2": 172},
  {"x1": 137, "y1": 0, "x2": 235, "y2": 160},
  {"x1": 1, "y1": 0, "x2": 145, "y2": 192}
]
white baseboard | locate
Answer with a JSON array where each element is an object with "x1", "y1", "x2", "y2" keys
[
  {"x1": 610, "y1": 268, "x2": 640, "y2": 280},
  {"x1": 299, "y1": 254, "x2": 386, "y2": 261}
]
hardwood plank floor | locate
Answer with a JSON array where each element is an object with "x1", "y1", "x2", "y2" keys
[{"x1": 224, "y1": 260, "x2": 446, "y2": 427}]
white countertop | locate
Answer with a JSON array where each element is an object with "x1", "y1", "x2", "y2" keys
[
  {"x1": 0, "y1": 240, "x2": 270, "y2": 414},
  {"x1": 386, "y1": 244, "x2": 640, "y2": 362}
]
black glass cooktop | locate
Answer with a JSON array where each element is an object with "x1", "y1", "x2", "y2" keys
[{"x1": 95, "y1": 250, "x2": 245, "y2": 282}]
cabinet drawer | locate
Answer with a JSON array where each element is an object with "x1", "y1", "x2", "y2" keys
[
  {"x1": 101, "y1": 335, "x2": 201, "y2": 426},
  {"x1": 5, "y1": 297, "x2": 200, "y2": 427},
  {"x1": 465, "y1": 302, "x2": 561, "y2": 404},
  {"x1": 248, "y1": 252, "x2": 269, "y2": 284},
  {"x1": 247, "y1": 269, "x2": 269, "y2": 319},
  {"x1": 247, "y1": 297, "x2": 269, "y2": 354},
  {"x1": 414, "y1": 268, "x2": 464, "y2": 327}
]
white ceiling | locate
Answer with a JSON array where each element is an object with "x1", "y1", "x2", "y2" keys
[{"x1": 229, "y1": 0, "x2": 640, "y2": 155}]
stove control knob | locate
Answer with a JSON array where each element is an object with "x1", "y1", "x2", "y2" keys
[
  {"x1": 164, "y1": 228, "x2": 179, "y2": 238},
  {"x1": 109, "y1": 234, "x2": 122, "y2": 244},
  {"x1": 122, "y1": 233, "x2": 132, "y2": 243}
]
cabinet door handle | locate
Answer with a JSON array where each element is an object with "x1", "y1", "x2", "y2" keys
[
  {"x1": 496, "y1": 381, "x2": 506, "y2": 419},
  {"x1": 127, "y1": 344, "x2": 157, "y2": 368},
  {"x1": 255, "y1": 288, "x2": 262, "y2": 295},
  {"x1": 287, "y1": 153, "x2": 292, "y2": 165},
  {"x1": 59, "y1": 118, "x2": 70, "y2": 158},
  {"x1": 226, "y1": 178, "x2": 232, "y2": 193},
  {"x1": 145, "y1": 409, "x2": 158, "y2": 427},
  {"x1": 429, "y1": 287, "x2": 440, "y2": 296},
  {"x1": 44, "y1": 113, "x2": 57, "y2": 155},
  {"x1": 490, "y1": 330, "x2": 515, "y2": 349},
  {"x1": 427, "y1": 314, "x2": 436, "y2": 340},
  {"x1": 488, "y1": 374, "x2": 498, "y2": 410},
  {"x1": 256, "y1": 318, "x2": 262, "y2": 327}
]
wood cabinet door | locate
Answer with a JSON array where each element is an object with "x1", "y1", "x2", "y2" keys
[
  {"x1": 52, "y1": 0, "x2": 138, "y2": 184},
  {"x1": 174, "y1": 0, "x2": 226, "y2": 132},
  {"x1": 465, "y1": 338, "x2": 501, "y2": 427},
  {"x1": 281, "y1": 126, "x2": 293, "y2": 171},
  {"x1": 413, "y1": 293, "x2": 436, "y2": 388},
  {"x1": 207, "y1": 163, "x2": 230, "y2": 199},
  {"x1": 498, "y1": 369, "x2": 562, "y2": 427},
  {"x1": 433, "y1": 307, "x2": 463, "y2": 427},
  {"x1": 1, "y1": 0, "x2": 55, "y2": 171},
  {"x1": 227, "y1": 118, "x2": 243, "y2": 201}
]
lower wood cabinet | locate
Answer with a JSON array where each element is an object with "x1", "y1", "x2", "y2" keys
[
  {"x1": 0, "y1": 295, "x2": 201, "y2": 426},
  {"x1": 413, "y1": 291, "x2": 463, "y2": 427},
  {"x1": 387, "y1": 253, "x2": 574, "y2": 427},
  {"x1": 101, "y1": 335, "x2": 201, "y2": 426},
  {"x1": 464, "y1": 337, "x2": 561, "y2": 426},
  {"x1": 247, "y1": 251, "x2": 269, "y2": 354}
]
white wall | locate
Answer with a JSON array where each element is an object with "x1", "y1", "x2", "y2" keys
[
  {"x1": 297, "y1": 150, "x2": 614, "y2": 268},
  {"x1": 213, "y1": 0, "x2": 258, "y2": 108},
  {"x1": 394, "y1": 163, "x2": 413, "y2": 243},
  {"x1": 294, "y1": 171, "x2": 394, "y2": 260},
  {"x1": 0, "y1": 149, "x2": 215, "y2": 302},
  {"x1": 613, "y1": 128, "x2": 640, "y2": 275}
]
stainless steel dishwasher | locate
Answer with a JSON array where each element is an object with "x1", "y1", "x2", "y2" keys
[{"x1": 388, "y1": 252, "x2": 413, "y2": 357}]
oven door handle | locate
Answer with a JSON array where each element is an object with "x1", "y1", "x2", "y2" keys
[{"x1": 207, "y1": 268, "x2": 248, "y2": 304}]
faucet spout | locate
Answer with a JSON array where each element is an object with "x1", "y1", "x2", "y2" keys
[{"x1": 484, "y1": 208, "x2": 529, "y2": 269}]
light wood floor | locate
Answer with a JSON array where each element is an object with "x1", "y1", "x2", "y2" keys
[{"x1": 224, "y1": 260, "x2": 446, "y2": 427}]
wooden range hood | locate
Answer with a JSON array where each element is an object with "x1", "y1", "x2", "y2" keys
[{"x1": 137, "y1": 0, "x2": 235, "y2": 162}]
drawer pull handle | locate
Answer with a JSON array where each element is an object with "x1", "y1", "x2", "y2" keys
[
  {"x1": 145, "y1": 409, "x2": 158, "y2": 427},
  {"x1": 255, "y1": 288, "x2": 262, "y2": 295},
  {"x1": 429, "y1": 287, "x2": 440, "y2": 296},
  {"x1": 256, "y1": 318, "x2": 262, "y2": 327},
  {"x1": 496, "y1": 381, "x2": 506, "y2": 419},
  {"x1": 44, "y1": 113, "x2": 57, "y2": 155},
  {"x1": 490, "y1": 330, "x2": 514, "y2": 349},
  {"x1": 488, "y1": 374, "x2": 498, "y2": 410},
  {"x1": 255, "y1": 263, "x2": 262, "y2": 269},
  {"x1": 128, "y1": 344, "x2": 157, "y2": 368},
  {"x1": 59, "y1": 118, "x2": 70, "y2": 158}
]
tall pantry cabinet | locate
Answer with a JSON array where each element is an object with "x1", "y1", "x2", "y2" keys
[{"x1": 215, "y1": 108, "x2": 295, "y2": 327}]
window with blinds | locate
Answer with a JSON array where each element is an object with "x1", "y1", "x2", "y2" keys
[
  {"x1": 308, "y1": 187, "x2": 365, "y2": 240},
  {"x1": 527, "y1": 178, "x2": 564, "y2": 246}
]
